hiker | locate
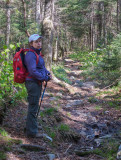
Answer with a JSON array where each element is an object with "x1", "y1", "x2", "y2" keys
[{"x1": 24, "y1": 34, "x2": 51, "y2": 138}]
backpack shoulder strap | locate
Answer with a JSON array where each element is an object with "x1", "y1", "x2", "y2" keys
[{"x1": 23, "y1": 49, "x2": 39, "y2": 64}]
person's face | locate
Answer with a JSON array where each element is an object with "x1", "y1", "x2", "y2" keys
[{"x1": 32, "y1": 38, "x2": 42, "y2": 49}]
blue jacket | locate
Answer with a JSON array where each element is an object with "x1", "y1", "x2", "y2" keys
[{"x1": 24, "y1": 47, "x2": 50, "y2": 82}]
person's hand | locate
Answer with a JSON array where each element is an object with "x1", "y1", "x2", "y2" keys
[
  {"x1": 45, "y1": 75, "x2": 51, "y2": 82},
  {"x1": 47, "y1": 73, "x2": 52, "y2": 80},
  {"x1": 43, "y1": 81, "x2": 47, "y2": 87}
]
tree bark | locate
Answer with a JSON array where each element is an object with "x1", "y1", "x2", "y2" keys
[
  {"x1": 42, "y1": 0, "x2": 54, "y2": 71},
  {"x1": 98, "y1": 1, "x2": 106, "y2": 46},
  {"x1": 40, "y1": 0, "x2": 45, "y2": 22},
  {"x1": 36, "y1": 0, "x2": 41, "y2": 33},
  {"x1": 21, "y1": 0, "x2": 30, "y2": 37},
  {"x1": 117, "y1": 0, "x2": 121, "y2": 32},
  {"x1": 6, "y1": 0, "x2": 11, "y2": 46},
  {"x1": 90, "y1": 2, "x2": 94, "y2": 51}
]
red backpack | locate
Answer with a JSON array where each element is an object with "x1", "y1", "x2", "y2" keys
[{"x1": 13, "y1": 48, "x2": 39, "y2": 84}]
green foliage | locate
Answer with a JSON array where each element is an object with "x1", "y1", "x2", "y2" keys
[
  {"x1": 0, "y1": 127, "x2": 22, "y2": 160},
  {"x1": 0, "y1": 128, "x2": 8, "y2": 137},
  {"x1": 58, "y1": 124, "x2": 70, "y2": 132},
  {"x1": 94, "y1": 139, "x2": 119, "y2": 160},
  {"x1": 0, "y1": 47, "x2": 14, "y2": 100},
  {"x1": 52, "y1": 64, "x2": 72, "y2": 84},
  {"x1": 70, "y1": 34, "x2": 121, "y2": 87},
  {"x1": 58, "y1": 0, "x2": 91, "y2": 37},
  {"x1": 98, "y1": 34, "x2": 121, "y2": 85},
  {"x1": 0, "y1": 152, "x2": 6, "y2": 160},
  {"x1": 0, "y1": 45, "x2": 27, "y2": 107},
  {"x1": 69, "y1": 48, "x2": 105, "y2": 68},
  {"x1": 95, "y1": 105, "x2": 102, "y2": 110},
  {"x1": 44, "y1": 107, "x2": 57, "y2": 116}
]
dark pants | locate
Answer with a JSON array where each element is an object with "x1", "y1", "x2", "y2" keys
[{"x1": 25, "y1": 81, "x2": 42, "y2": 136}]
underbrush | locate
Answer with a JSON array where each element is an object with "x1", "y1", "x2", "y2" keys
[
  {"x1": 94, "y1": 139, "x2": 119, "y2": 160},
  {"x1": 96, "y1": 85, "x2": 121, "y2": 110},
  {"x1": 39, "y1": 107, "x2": 80, "y2": 142},
  {"x1": 69, "y1": 35, "x2": 121, "y2": 88},
  {"x1": 0, "y1": 128, "x2": 22, "y2": 160},
  {"x1": 52, "y1": 63, "x2": 72, "y2": 84},
  {"x1": 0, "y1": 44, "x2": 27, "y2": 123}
]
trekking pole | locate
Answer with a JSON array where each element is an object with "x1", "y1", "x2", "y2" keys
[{"x1": 36, "y1": 81, "x2": 47, "y2": 118}]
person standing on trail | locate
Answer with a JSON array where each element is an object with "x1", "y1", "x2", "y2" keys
[{"x1": 24, "y1": 34, "x2": 51, "y2": 138}]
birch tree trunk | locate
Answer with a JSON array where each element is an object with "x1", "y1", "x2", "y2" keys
[
  {"x1": 42, "y1": 0, "x2": 54, "y2": 71},
  {"x1": 6, "y1": 0, "x2": 11, "y2": 46}
]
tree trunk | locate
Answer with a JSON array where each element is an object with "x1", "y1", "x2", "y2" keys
[
  {"x1": 90, "y1": 2, "x2": 94, "y2": 51},
  {"x1": 21, "y1": 0, "x2": 30, "y2": 37},
  {"x1": 53, "y1": 37, "x2": 58, "y2": 61},
  {"x1": 6, "y1": 0, "x2": 11, "y2": 46},
  {"x1": 40, "y1": 0, "x2": 45, "y2": 22},
  {"x1": 42, "y1": 0, "x2": 54, "y2": 71},
  {"x1": 98, "y1": 1, "x2": 105, "y2": 46},
  {"x1": 117, "y1": 0, "x2": 121, "y2": 32},
  {"x1": 36, "y1": 0, "x2": 41, "y2": 33}
]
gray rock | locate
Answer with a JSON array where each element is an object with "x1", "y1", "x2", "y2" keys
[
  {"x1": 68, "y1": 100, "x2": 83, "y2": 105},
  {"x1": 99, "y1": 134, "x2": 112, "y2": 139},
  {"x1": 65, "y1": 104, "x2": 72, "y2": 108},
  {"x1": 56, "y1": 92, "x2": 63, "y2": 97},
  {"x1": 65, "y1": 100, "x2": 83, "y2": 108},
  {"x1": 94, "y1": 134, "x2": 113, "y2": 147},
  {"x1": 70, "y1": 76, "x2": 75, "y2": 80},
  {"x1": 117, "y1": 145, "x2": 121, "y2": 159},
  {"x1": 47, "y1": 154, "x2": 56, "y2": 160},
  {"x1": 49, "y1": 97, "x2": 57, "y2": 101},
  {"x1": 44, "y1": 93, "x2": 52, "y2": 97},
  {"x1": 104, "y1": 111, "x2": 109, "y2": 114},
  {"x1": 82, "y1": 82, "x2": 96, "y2": 89},
  {"x1": 66, "y1": 96, "x2": 71, "y2": 99},
  {"x1": 80, "y1": 131, "x2": 87, "y2": 137},
  {"x1": 94, "y1": 138, "x2": 103, "y2": 147},
  {"x1": 74, "y1": 80, "x2": 83, "y2": 87}
]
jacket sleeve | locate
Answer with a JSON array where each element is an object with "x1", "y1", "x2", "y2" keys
[
  {"x1": 45, "y1": 68, "x2": 50, "y2": 75},
  {"x1": 25, "y1": 52, "x2": 46, "y2": 81}
]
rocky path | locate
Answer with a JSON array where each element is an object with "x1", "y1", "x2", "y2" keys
[{"x1": 1, "y1": 58, "x2": 121, "y2": 160}]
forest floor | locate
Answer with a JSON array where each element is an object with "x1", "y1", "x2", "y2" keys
[{"x1": 1, "y1": 58, "x2": 121, "y2": 160}]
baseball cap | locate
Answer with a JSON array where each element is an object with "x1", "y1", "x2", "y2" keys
[{"x1": 29, "y1": 34, "x2": 42, "y2": 42}]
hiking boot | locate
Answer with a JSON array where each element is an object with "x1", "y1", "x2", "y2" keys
[
  {"x1": 35, "y1": 133, "x2": 44, "y2": 138},
  {"x1": 26, "y1": 133, "x2": 43, "y2": 138}
]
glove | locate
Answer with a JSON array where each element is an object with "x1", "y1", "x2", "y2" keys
[
  {"x1": 45, "y1": 75, "x2": 51, "y2": 82},
  {"x1": 46, "y1": 71, "x2": 50, "y2": 75}
]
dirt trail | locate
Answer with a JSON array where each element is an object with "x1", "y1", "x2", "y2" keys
[{"x1": 2, "y1": 58, "x2": 121, "y2": 160}]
